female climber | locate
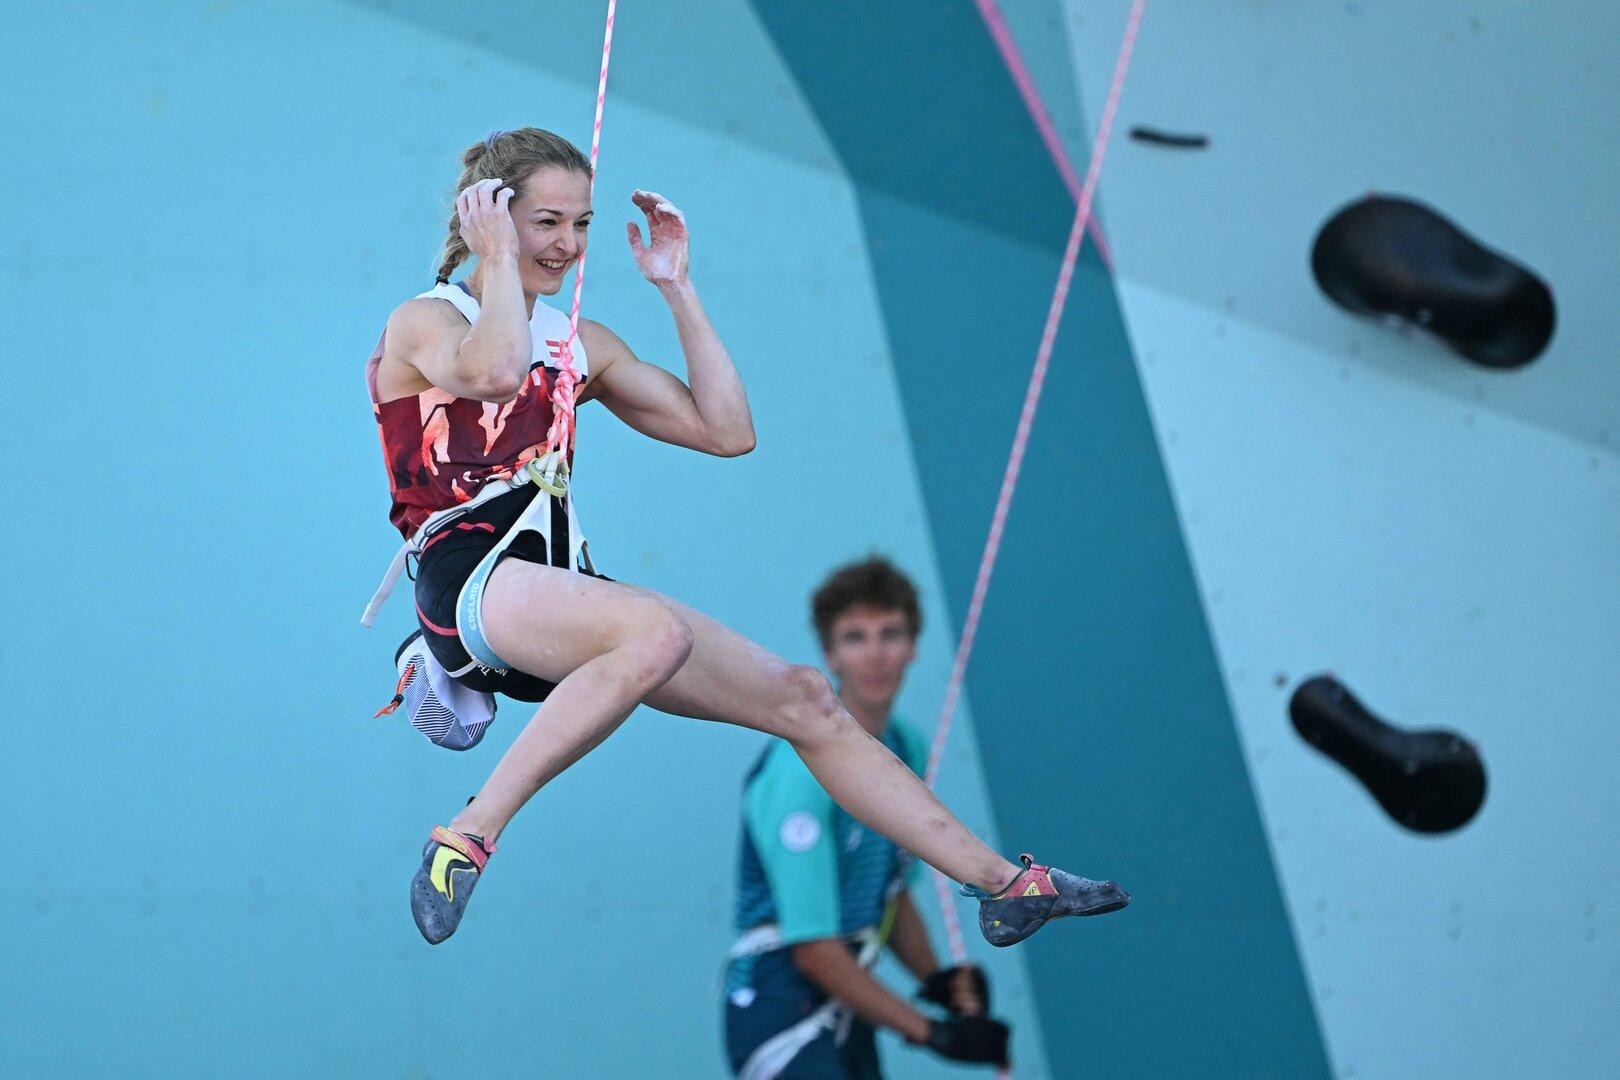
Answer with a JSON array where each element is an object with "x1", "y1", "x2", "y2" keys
[{"x1": 362, "y1": 127, "x2": 1129, "y2": 946}]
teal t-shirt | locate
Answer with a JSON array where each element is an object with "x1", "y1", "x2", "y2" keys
[{"x1": 727, "y1": 719, "x2": 928, "y2": 992}]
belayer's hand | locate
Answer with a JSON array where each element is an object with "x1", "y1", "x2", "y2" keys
[
  {"x1": 924, "y1": 1015, "x2": 1011, "y2": 1067},
  {"x1": 918, "y1": 963, "x2": 991, "y2": 1017}
]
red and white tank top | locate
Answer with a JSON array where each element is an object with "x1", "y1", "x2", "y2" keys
[{"x1": 366, "y1": 283, "x2": 590, "y2": 538}]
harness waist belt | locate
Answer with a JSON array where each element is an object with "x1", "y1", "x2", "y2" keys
[{"x1": 360, "y1": 464, "x2": 589, "y2": 628}]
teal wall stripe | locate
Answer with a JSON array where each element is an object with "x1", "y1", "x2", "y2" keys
[{"x1": 751, "y1": 4, "x2": 1331, "y2": 1074}]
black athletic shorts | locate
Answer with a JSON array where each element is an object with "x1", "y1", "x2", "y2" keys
[{"x1": 412, "y1": 484, "x2": 608, "y2": 702}]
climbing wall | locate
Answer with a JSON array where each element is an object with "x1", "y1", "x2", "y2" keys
[
  {"x1": 1057, "y1": 2, "x2": 1620, "y2": 1077},
  {"x1": 750, "y1": 3, "x2": 1331, "y2": 1077},
  {"x1": 8, "y1": 3, "x2": 1615, "y2": 1078},
  {"x1": 4, "y1": 1, "x2": 1047, "y2": 1076}
]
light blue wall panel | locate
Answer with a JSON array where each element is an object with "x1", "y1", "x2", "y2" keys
[
  {"x1": 1064, "y1": 0, "x2": 1620, "y2": 450},
  {"x1": 1, "y1": 2, "x2": 1043, "y2": 1076},
  {"x1": 1060, "y1": 3, "x2": 1620, "y2": 1076}
]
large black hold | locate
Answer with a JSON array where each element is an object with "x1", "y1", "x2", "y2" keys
[
  {"x1": 1310, "y1": 195, "x2": 1554, "y2": 368},
  {"x1": 1289, "y1": 675, "x2": 1486, "y2": 833}
]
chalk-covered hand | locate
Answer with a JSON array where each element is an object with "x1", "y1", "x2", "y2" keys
[
  {"x1": 626, "y1": 189, "x2": 689, "y2": 287},
  {"x1": 457, "y1": 178, "x2": 518, "y2": 263}
]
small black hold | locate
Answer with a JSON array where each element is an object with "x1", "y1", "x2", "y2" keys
[
  {"x1": 1289, "y1": 674, "x2": 1486, "y2": 834},
  {"x1": 1130, "y1": 126, "x2": 1210, "y2": 149}
]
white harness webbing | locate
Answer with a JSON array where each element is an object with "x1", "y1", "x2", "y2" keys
[
  {"x1": 359, "y1": 464, "x2": 589, "y2": 628},
  {"x1": 730, "y1": 924, "x2": 885, "y2": 1080}
]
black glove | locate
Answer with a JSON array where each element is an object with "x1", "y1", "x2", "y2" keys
[
  {"x1": 925, "y1": 1015, "x2": 1011, "y2": 1067},
  {"x1": 918, "y1": 964, "x2": 992, "y2": 1016}
]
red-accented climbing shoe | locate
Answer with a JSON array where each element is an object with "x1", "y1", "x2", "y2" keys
[{"x1": 963, "y1": 854, "x2": 1129, "y2": 947}]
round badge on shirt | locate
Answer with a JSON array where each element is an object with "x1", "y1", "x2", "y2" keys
[{"x1": 778, "y1": 811, "x2": 822, "y2": 853}]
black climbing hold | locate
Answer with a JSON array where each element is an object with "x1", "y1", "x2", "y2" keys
[
  {"x1": 1289, "y1": 675, "x2": 1486, "y2": 833},
  {"x1": 1129, "y1": 126, "x2": 1209, "y2": 149},
  {"x1": 1310, "y1": 194, "x2": 1554, "y2": 368}
]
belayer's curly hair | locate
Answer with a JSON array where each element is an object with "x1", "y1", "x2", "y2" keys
[{"x1": 811, "y1": 556, "x2": 923, "y2": 648}]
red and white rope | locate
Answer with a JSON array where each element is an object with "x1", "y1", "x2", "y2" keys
[
  {"x1": 924, "y1": 0, "x2": 1148, "y2": 973},
  {"x1": 543, "y1": 0, "x2": 618, "y2": 462},
  {"x1": 974, "y1": 0, "x2": 1115, "y2": 267}
]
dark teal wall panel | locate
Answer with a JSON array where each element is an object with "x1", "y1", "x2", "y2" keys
[{"x1": 752, "y1": 4, "x2": 1331, "y2": 1075}]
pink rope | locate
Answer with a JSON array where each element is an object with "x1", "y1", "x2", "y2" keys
[
  {"x1": 973, "y1": 0, "x2": 1115, "y2": 268},
  {"x1": 543, "y1": 0, "x2": 617, "y2": 460},
  {"x1": 925, "y1": 0, "x2": 1147, "y2": 982}
]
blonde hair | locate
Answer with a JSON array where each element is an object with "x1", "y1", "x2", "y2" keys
[{"x1": 434, "y1": 127, "x2": 592, "y2": 284}]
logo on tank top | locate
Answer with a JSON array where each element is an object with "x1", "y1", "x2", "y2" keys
[{"x1": 779, "y1": 812, "x2": 822, "y2": 853}]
